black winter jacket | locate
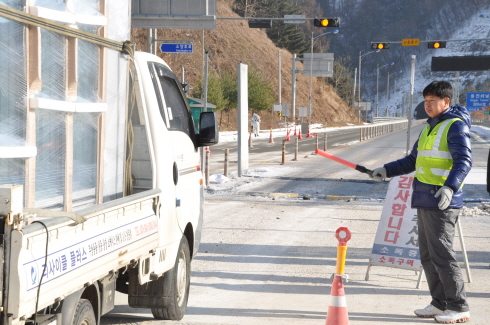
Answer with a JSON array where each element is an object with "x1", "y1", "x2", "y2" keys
[{"x1": 384, "y1": 105, "x2": 472, "y2": 209}]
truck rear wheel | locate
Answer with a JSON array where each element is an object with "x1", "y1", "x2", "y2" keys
[
  {"x1": 72, "y1": 299, "x2": 96, "y2": 325},
  {"x1": 151, "y1": 236, "x2": 190, "y2": 320}
]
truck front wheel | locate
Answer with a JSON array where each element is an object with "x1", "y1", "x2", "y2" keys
[
  {"x1": 151, "y1": 236, "x2": 190, "y2": 320},
  {"x1": 72, "y1": 299, "x2": 96, "y2": 325}
]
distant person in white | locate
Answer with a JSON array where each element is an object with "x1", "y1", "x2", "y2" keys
[{"x1": 251, "y1": 113, "x2": 261, "y2": 137}]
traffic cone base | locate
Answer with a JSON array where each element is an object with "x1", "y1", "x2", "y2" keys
[
  {"x1": 306, "y1": 126, "x2": 314, "y2": 138},
  {"x1": 268, "y1": 129, "x2": 274, "y2": 143},
  {"x1": 325, "y1": 275, "x2": 349, "y2": 325}
]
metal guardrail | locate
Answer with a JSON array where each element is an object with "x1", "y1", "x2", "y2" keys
[
  {"x1": 371, "y1": 117, "x2": 409, "y2": 124},
  {"x1": 472, "y1": 119, "x2": 490, "y2": 128}
]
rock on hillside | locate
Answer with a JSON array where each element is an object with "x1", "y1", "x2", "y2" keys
[{"x1": 130, "y1": 0, "x2": 358, "y2": 130}]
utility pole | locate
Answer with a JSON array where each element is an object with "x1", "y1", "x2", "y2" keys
[
  {"x1": 278, "y1": 50, "x2": 282, "y2": 104},
  {"x1": 292, "y1": 54, "x2": 297, "y2": 122},
  {"x1": 352, "y1": 68, "x2": 357, "y2": 108},
  {"x1": 406, "y1": 55, "x2": 416, "y2": 156}
]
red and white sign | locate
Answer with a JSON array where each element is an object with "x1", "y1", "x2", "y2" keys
[{"x1": 369, "y1": 172, "x2": 421, "y2": 270}]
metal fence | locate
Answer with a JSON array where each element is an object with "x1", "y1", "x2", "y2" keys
[{"x1": 472, "y1": 119, "x2": 490, "y2": 128}]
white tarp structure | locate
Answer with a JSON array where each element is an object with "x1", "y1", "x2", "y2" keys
[{"x1": 0, "y1": 0, "x2": 130, "y2": 210}]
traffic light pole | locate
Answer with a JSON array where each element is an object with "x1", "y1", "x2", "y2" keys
[
  {"x1": 371, "y1": 38, "x2": 490, "y2": 44},
  {"x1": 406, "y1": 55, "x2": 416, "y2": 157},
  {"x1": 308, "y1": 30, "x2": 339, "y2": 125},
  {"x1": 358, "y1": 50, "x2": 380, "y2": 122}
]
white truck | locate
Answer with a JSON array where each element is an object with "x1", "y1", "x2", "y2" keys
[{"x1": 0, "y1": 1, "x2": 218, "y2": 325}]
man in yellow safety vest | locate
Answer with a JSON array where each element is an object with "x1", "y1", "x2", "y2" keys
[{"x1": 371, "y1": 81, "x2": 472, "y2": 324}]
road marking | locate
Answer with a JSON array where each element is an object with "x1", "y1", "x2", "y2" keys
[
  {"x1": 269, "y1": 193, "x2": 299, "y2": 198},
  {"x1": 326, "y1": 195, "x2": 355, "y2": 200}
]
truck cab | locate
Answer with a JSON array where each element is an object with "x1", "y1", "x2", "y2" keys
[{"x1": 0, "y1": 3, "x2": 218, "y2": 323}]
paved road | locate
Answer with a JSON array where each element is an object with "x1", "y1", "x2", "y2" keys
[{"x1": 102, "y1": 124, "x2": 490, "y2": 325}]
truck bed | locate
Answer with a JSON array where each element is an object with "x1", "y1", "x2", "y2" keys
[{"x1": 7, "y1": 189, "x2": 161, "y2": 321}]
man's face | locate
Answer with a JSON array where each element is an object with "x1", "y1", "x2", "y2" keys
[{"x1": 424, "y1": 94, "x2": 450, "y2": 118}]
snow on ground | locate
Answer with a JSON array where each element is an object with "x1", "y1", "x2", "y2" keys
[
  {"x1": 471, "y1": 124, "x2": 490, "y2": 140},
  {"x1": 209, "y1": 124, "x2": 490, "y2": 191},
  {"x1": 218, "y1": 122, "x2": 366, "y2": 143}
]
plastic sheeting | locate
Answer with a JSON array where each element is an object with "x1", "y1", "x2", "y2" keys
[
  {"x1": 103, "y1": 0, "x2": 131, "y2": 202},
  {"x1": 0, "y1": 0, "x2": 28, "y2": 192},
  {"x1": 35, "y1": 109, "x2": 66, "y2": 209},
  {"x1": 0, "y1": 0, "x2": 131, "y2": 210}
]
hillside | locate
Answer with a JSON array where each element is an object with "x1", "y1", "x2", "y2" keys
[
  {"x1": 130, "y1": 0, "x2": 357, "y2": 130},
  {"x1": 315, "y1": 0, "x2": 490, "y2": 109}
]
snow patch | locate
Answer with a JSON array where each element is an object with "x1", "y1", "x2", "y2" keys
[{"x1": 209, "y1": 174, "x2": 230, "y2": 184}]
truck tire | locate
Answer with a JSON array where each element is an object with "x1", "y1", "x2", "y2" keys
[
  {"x1": 72, "y1": 299, "x2": 96, "y2": 325},
  {"x1": 151, "y1": 236, "x2": 190, "y2": 320}
]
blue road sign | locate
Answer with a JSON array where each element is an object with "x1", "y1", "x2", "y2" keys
[
  {"x1": 160, "y1": 43, "x2": 193, "y2": 53},
  {"x1": 466, "y1": 92, "x2": 490, "y2": 111}
]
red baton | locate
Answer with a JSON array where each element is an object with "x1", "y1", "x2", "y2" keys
[{"x1": 315, "y1": 149, "x2": 373, "y2": 177}]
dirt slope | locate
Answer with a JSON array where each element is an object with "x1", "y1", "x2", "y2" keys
[{"x1": 131, "y1": 0, "x2": 358, "y2": 130}]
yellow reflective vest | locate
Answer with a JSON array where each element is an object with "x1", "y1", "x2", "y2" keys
[{"x1": 415, "y1": 118, "x2": 462, "y2": 186}]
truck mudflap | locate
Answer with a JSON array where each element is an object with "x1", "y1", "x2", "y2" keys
[{"x1": 5, "y1": 189, "x2": 162, "y2": 323}]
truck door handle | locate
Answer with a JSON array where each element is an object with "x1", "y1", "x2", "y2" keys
[{"x1": 173, "y1": 162, "x2": 178, "y2": 185}]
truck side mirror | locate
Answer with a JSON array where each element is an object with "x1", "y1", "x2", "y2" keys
[{"x1": 198, "y1": 112, "x2": 219, "y2": 146}]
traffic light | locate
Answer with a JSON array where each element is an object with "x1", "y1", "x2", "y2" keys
[
  {"x1": 313, "y1": 18, "x2": 340, "y2": 28},
  {"x1": 371, "y1": 42, "x2": 390, "y2": 50},
  {"x1": 248, "y1": 20, "x2": 272, "y2": 28},
  {"x1": 428, "y1": 41, "x2": 446, "y2": 49}
]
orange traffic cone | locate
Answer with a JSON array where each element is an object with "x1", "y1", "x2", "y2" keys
[
  {"x1": 249, "y1": 132, "x2": 254, "y2": 148},
  {"x1": 306, "y1": 125, "x2": 314, "y2": 138},
  {"x1": 268, "y1": 129, "x2": 274, "y2": 143},
  {"x1": 298, "y1": 128, "x2": 303, "y2": 140},
  {"x1": 285, "y1": 129, "x2": 291, "y2": 141},
  {"x1": 294, "y1": 126, "x2": 297, "y2": 136},
  {"x1": 325, "y1": 275, "x2": 349, "y2": 325}
]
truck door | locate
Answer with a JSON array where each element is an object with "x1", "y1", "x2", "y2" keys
[{"x1": 150, "y1": 63, "x2": 202, "y2": 231}]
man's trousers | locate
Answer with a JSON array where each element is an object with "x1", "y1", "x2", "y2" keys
[{"x1": 417, "y1": 208, "x2": 469, "y2": 312}]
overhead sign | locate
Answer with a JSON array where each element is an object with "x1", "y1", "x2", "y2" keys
[
  {"x1": 432, "y1": 55, "x2": 490, "y2": 71},
  {"x1": 131, "y1": 0, "x2": 216, "y2": 29},
  {"x1": 284, "y1": 15, "x2": 306, "y2": 24},
  {"x1": 368, "y1": 173, "x2": 421, "y2": 271},
  {"x1": 302, "y1": 53, "x2": 334, "y2": 77},
  {"x1": 402, "y1": 39, "x2": 420, "y2": 46},
  {"x1": 160, "y1": 43, "x2": 194, "y2": 53},
  {"x1": 466, "y1": 92, "x2": 490, "y2": 112}
]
